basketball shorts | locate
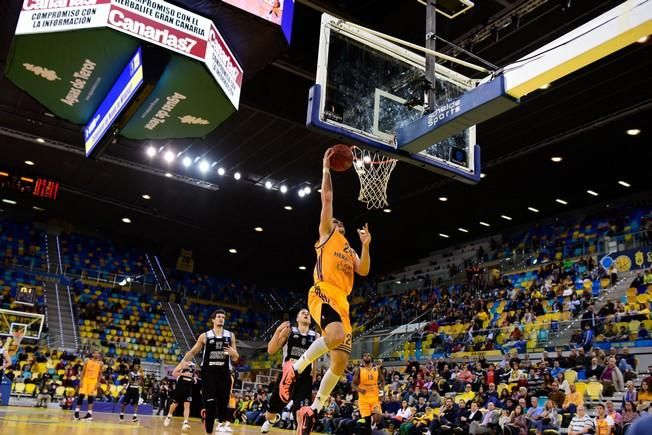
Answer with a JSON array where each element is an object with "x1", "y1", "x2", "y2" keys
[
  {"x1": 173, "y1": 380, "x2": 193, "y2": 404},
  {"x1": 79, "y1": 378, "x2": 99, "y2": 396},
  {"x1": 308, "y1": 281, "x2": 352, "y2": 353},
  {"x1": 268, "y1": 368, "x2": 313, "y2": 414},
  {"x1": 359, "y1": 398, "x2": 381, "y2": 418},
  {"x1": 122, "y1": 386, "x2": 140, "y2": 405}
]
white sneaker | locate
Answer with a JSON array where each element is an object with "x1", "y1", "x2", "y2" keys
[
  {"x1": 215, "y1": 423, "x2": 224, "y2": 433},
  {"x1": 164, "y1": 417, "x2": 171, "y2": 427},
  {"x1": 182, "y1": 422, "x2": 191, "y2": 431},
  {"x1": 222, "y1": 422, "x2": 233, "y2": 432},
  {"x1": 261, "y1": 420, "x2": 271, "y2": 433}
]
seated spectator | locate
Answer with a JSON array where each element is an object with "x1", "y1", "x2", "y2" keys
[
  {"x1": 458, "y1": 401, "x2": 483, "y2": 433},
  {"x1": 588, "y1": 357, "x2": 605, "y2": 380},
  {"x1": 622, "y1": 401, "x2": 640, "y2": 435},
  {"x1": 594, "y1": 403, "x2": 615, "y2": 435},
  {"x1": 469, "y1": 401, "x2": 500, "y2": 435},
  {"x1": 568, "y1": 405, "x2": 595, "y2": 435},
  {"x1": 638, "y1": 381, "x2": 652, "y2": 413},
  {"x1": 548, "y1": 381, "x2": 566, "y2": 409},
  {"x1": 530, "y1": 400, "x2": 560, "y2": 435},
  {"x1": 617, "y1": 326, "x2": 631, "y2": 341},
  {"x1": 563, "y1": 383, "x2": 584, "y2": 415},
  {"x1": 505, "y1": 404, "x2": 528, "y2": 435},
  {"x1": 601, "y1": 358, "x2": 625, "y2": 394},
  {"x1": 606, "y1": 400, "x2": 622, "y2": 430},
  {"x1": 623, "y1": 381, "x2": 638, "y2": 405}
]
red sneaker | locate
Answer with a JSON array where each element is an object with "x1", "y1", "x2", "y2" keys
[
  {"x1": 296, "y1": 406, "x2": 316, "y2": 435},
  {"x1": 278, "y1": 360, "x2": 298, "y2": 403}
]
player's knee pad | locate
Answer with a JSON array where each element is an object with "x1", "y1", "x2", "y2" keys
[
  {"x1": 87, "y1": 396, "x2": 95, "y2": 405},
  {"x1": 76, "y1": 395, "x2": 85, "y2": 406}
]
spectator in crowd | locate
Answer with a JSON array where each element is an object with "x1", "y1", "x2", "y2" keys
[
  {"x1": 568, "y1": 405, "x2": 594, "y2": 435},
  {"x1": 505, "y1": 404, "x2": 528, "y2": 435},
  {"x1": 601, "y1": 358, "x2": 625, "y2": 394},
  {"x1": 548, "y1": 382, "x2": 565, "y2": 410},
  {"x1": 469, "y1": 401, "x2": 500, "y2": 435},
  {"x1": 562, "y1": 383, "x2": 584, "y2": 415},
  {"x1": 594, "y1": 403, "x2": 615, "y2": 435},
  {"x1": 622, "y1": 401, "x2": 640, "y2": 435},
  {"x1": 637, "y1": 381, "x2": 652, "y2": 414}
]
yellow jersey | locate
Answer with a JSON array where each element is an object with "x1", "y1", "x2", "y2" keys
[
  {"x1": 84, "y1": 360, "x2": 101, "y2": 380},
  {"x1": 314, "y1": 229, "x2": 355, "y2": 295},
  {"x1": 359, "y1": 365, "x2": 379, "y2": 401}
]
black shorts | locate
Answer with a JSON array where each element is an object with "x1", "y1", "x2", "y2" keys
[
  {"x1": 122, "y1": 387, "x2": 140, "y2": 406},
  {"x1": 173, "y1": 380, "x2": 194, "y2": 404},
  {"x1": 201, "y1": 369, "x2": 232, "y2": 404},
  {"x1": 268, "y1": 369, "x2": 313, "y2": 414}
]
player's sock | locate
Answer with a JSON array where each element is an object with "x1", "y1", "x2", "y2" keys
[
  {"x1": 309, "y1": 369, "x2": 340, "y2": 411},
  {"x1": 292, "y1": 337, "x2": 329, "y2": 374},
  {"x1": 362, "y1": 416, "x2": 372, "y2": 435}
]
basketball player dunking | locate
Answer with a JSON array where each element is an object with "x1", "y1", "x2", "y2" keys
[
  {"x1": 353, "y1": 353, "x2": 384, "y2": 435},
  {"x1": 184, "y1": 309, "x2": 239, "y2": 434},
  {"x1": 262, "y1": 309, "x2": 319, "y2": 433},
  {"x1": 279, "y1": 147, "x2": 371, "y2": 435},
  {"x1": 73, "y1": 351, "x2": 104, "y2": 421}
]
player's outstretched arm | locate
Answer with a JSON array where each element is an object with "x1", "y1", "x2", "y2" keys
[
  {"x1": 267, "y1": 321, "x2": 291, "y2": 355},
  {"x1": 355, "y1": 223, "x2": 371, "y2": 276},
  {"x1": 319, "y1": 148, "x2": 335, "y2": 240},
  {"x1": 183, "y1": 333, "x2": 206, "y2": 362}
]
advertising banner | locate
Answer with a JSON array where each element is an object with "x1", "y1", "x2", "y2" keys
[
  {"x1": 119, "y1": 54, "x2": 235, "y2": 139},
  {"x1": 12, "y1": 0, "x2": 243, "y2": 110},
  {"x1": 5, "y1": 28, "x2": 140, "y2": 124}
]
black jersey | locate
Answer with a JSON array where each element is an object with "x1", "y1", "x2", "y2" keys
[
  {"x1": 283, "y1": 327, "x2": 317, "y2": 369},
  {"x1": 177, "y1": 364, "x2": 195, "y2": 384},
  {"x1": 128, "y1": 371, "x2": 142, "y2": 386},
  {"x1": 201, "y1": 329, "x2": 233, "y2": 371}
]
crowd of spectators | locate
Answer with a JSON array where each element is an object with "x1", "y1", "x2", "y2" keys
[
  {"x1": 3, "y1": 344, "x2": 167, "y2": 407},
  {"x1": 235, "y1": 349, "x2": 652, "y2": 435}
]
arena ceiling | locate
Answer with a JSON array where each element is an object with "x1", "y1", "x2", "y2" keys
[{"x1": 0, "y1": 0, "x2": 650, "y2": 289}]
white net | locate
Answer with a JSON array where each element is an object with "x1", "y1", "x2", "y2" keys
[{"x1": 351, "y1": 146, "x2": 398, "y2": 209}]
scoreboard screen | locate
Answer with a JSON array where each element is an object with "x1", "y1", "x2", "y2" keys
[
  {"x1": 0, "y1": 171, "x2": 59, "y2": 200},
  {"x1": 16, "y1": 286, "x2": 36, "y2": 306}
]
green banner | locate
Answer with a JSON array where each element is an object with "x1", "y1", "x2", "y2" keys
[
  {"x1": 120, "y1": 54, "x2": 234, "y2": 140},
  {"x1": 5, "y1": 29, "x2": 140, "y2": 125}
]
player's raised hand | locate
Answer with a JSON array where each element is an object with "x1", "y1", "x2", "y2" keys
[
  {"x1": 279, "y1": 321, "x2": 292, "y2": 339},
  {"x1": 358, "y1": 223, "x2": 371, "y2": 245},
  {"x1": 323, "y1": 148, "x2": 335, "y2": 169}
]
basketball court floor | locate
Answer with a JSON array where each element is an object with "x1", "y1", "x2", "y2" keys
[{"x1": 0, "y1": 407, "x2": 282, "y2": 435}]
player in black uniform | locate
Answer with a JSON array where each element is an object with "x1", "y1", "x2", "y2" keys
[
  {"x1": 164, "y1": 360, "x2": 197, "y2": 431},
  {"x1": 119, "y1": 360, "x2": 144, "y2": 423},
  {"x1": 184, "y1": 309, "x2": 239, "y2": 434},
  {"x1": 262, "y1": 309, "x2": 319, "y2": 433}
]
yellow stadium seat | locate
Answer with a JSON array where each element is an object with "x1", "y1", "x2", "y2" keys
[
  {"x1": 13, "y1": 383, "x2": 26, "y2": 394},
  {"x1": 564, "y1": 370, "x2": 578, "y2": 384},
  {"x1": 586, "y1": 382, "x2": 603, "y2": 400},
  {"x1": 25, "y1": 384, "x2": 37, "y2": 395},
  {"x1": 574, "y1": 382, "x2": 587, "y2": 398}
]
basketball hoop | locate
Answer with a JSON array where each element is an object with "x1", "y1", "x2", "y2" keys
[{"x1": 351, "y1": 146, "x2": 398, "y2": 209}]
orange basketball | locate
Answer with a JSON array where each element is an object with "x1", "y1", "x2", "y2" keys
[{"x1": 329, "y1": 144, "x2": 353, "y2": 172}]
